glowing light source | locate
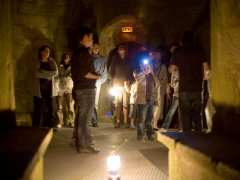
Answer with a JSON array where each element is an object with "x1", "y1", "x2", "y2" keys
[
  {"x1": 109, "y1": 86, "x2": 122, "y2": 97},
  {"x1": 143, "y1": 58, "x2": 149, "y2": 65},
  {"x1": 122, "y1": 26, "x2": 133, "y2": 33},
  {"x1": 107, "y1": 154, "x2": 121, "y2": 180}
]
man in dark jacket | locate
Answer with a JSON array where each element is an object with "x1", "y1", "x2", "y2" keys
[
  {"x1": 71, "y1": 27, "x2": 100, "y2": 153},
  {"x1": 170, "y1": 31, "x2": 209, "y2": 132}
]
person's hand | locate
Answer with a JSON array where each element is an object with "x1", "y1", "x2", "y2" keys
[
  {"x1": 166, "y1": 84, "x2": 172, "y2": 99},
  {"x1": 149, "y1": 65, "x2": 154, "y2": 75},
  {"x1": 124, "y1": 81, "x2": 129, "y2": 89}
]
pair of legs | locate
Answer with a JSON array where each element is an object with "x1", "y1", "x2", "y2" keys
[
  {"x1": 136, "y1": 103, "x2": 154, "y2": 140},
  {"x1": 153, "y1": 94, "x2": 165, "y2": 129},
  {"x1": 129, "y1": 104, "x2": 137, "y2": 128},
  {"x1": 33, "y1": 96, "x2": 58, "y2": 128},
  {"x1": 57, "y1": 93, "x2": 74, "y2": 127},
  {"x1": 179, "y1": 92, "x2": 202, "y2": 132},
  {"x1": 114, "y1": 89, "x2": 129, "y2": 127},
  {"x1": 161, "y1": 96, "x2": 179, "y2": 129},
  {"x1": 91, "y1": 107, "x2": 99, "y2": 127},
  {"x1": 73, "y1": 89, "x2": 98, "y2": 152}
]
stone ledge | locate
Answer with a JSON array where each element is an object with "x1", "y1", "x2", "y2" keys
[
  {"x1": 0, "y1": 127, "x2": 52, "y2": 179},
  {"x1": 157, "y1": 131, "x2": 240, "y2": 180}
]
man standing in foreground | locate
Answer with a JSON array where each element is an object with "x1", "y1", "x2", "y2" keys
[
  {"x1": 170, "y1": 31, "x2": 209, "y2": 132},
  {"x1": 71, "y1": 27, "x2": 100, "y2": 153}
]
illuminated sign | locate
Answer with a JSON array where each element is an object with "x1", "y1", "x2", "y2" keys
[{"x1": 121, "y1": 26, "x2": 133, "y2": 33}]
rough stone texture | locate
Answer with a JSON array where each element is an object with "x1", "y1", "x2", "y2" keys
[
  {"x1": 12, "y1": 0, "x2": 69, "y2": 125},
  {"x1": 157, "y1": 132, "x2": 240, "y2": 180},
  {"x1": 0, "y1": 0, "x2": 16, "y2": 129},
  {"x1": 211, "y1": 0, "x2": 240, "y2": 136}
]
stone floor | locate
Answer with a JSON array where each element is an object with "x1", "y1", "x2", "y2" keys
[{"x1": 44, "y1": 123, "x2": 168, "y2": 180}]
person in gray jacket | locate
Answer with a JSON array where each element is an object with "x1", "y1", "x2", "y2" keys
[
  {"x1": 90, "y1": 43, "x2": 107, "y2": 127},
  {"x1": 33, "y1": 45, "x2": 59, "y2": 128}
]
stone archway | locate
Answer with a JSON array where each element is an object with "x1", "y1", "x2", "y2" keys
[
  {"x1": 99, "y1": 15, "x2": 146, "y2": 57},
  {"x1": 97, "y1": 15, "x2": 146, "y2": 119}
]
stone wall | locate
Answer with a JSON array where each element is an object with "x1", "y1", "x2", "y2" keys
[
  {"x1": 12, "y1": 0, "x2": 69, "y2": 125},
  {"x1": 0, "y1": 0, "x2": 16, "y2": 129},
  {"x1": 211, "y1": 0, "x2": 240, "y2": 137}
]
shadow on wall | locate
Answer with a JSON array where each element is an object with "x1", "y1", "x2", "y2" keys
[
  {"x1": 0, "y1": 110, "x2": 16, "y2": 131},
  {"x1": 212, "y1": 104, "x2": 240, "y2": 138},
  {"x1": 15, "y1": 26, "x2": 55, "y2": 126}
]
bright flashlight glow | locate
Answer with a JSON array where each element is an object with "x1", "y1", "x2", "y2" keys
[
  {"x1": 143, "y1": 59, "x2": 149, "y2": 65},
  {"x1": 109, "y1": 87, "x2": 122, "y2": 97},
  {"x1": 107, "y1": 154, "x2": 121, "y2": 172}
]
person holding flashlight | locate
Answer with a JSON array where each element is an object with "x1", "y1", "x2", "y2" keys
[{"x1": 134, "y1": 55, "x2": 159, "y2": 141}]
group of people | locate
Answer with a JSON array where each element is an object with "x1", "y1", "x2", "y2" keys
[
  {"x1": 32, "y1": 27, "x2": 210, "y2": 153},
  {"x1": 108, "y1": 31, "x2": 210, "y2": 140}
]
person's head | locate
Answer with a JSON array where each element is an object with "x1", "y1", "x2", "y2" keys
[
  {"x1": 133, "y1": 70, "x2": 138, "y2": 80},
  {"x1": 181, "y1": 31, "x2": 195, "y2": 46},
  {"x1": 169, "y1": 43, "x2": 179, "y2": 53},
  {"x1": 38, "y1": 45, "x2": 51, "y2": 61},
  {"x1": 117, "y1": 45, "x2": 127, "y2": 59},
  {"x1": 78, "y1": 27, "x2": 93, "y2": 48},
  {"x1": 151, "y1": 47, "x2": 164, "y2": 65},
  {"x1": 153, "y1": 51, "x2": 162, "y2": 63},
  {"x1": 60, "y1": 52, "x2": 72, "y2": 65},
  {"x1": 142, "y1": 64, "x2": 151, "y2": 75},
  {"x1": 91, "y1": 43, "x2": 100, "y2": 56},
  {"x1": 140, "y1": 45, "x2": 147, "y2": 52}
]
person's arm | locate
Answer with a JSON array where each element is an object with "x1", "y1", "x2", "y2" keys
[
  {"x1": 85, "y1": 72, "x2": 100, "y2": 80},
  {"x1": 149, "y1": 65, "x2": 160, "y2": 87},
  {"x1": 159, "y1": 65, "x2": 168, "y2": 85},
  {"x1": 203, "y1": 62, "x2": 210, "y2": 80},
  {"x1": 36, "y1": 59, "x2": 58, "y2": 79},
  {"x1": 97, "y1": 58, "x2": 108, "y2": 84},
  {"x1": 72, "y1": 51, "x2": 100, "y2": 80},
  {"x1": 169, "y1": 49, "x2": 179, "y2": 73},
  {"x1": 124, "y1": 81, "x2": 130, "y2": 92}
]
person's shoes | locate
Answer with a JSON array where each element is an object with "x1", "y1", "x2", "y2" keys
[
  {"x1": 159, "y1": 128, "x2": 167, "y2": 133},
  {"x1": 130, "y1": 124, "x2": 135, "y2": 129},
  {"x1": 77, "y1": 146, "x2": 100, "y2": 154},
  {"x1": 125, "y1": 124, "x2": 130, "y2": 129},
  {"x1": 114, "y1": 122, "x2": 120, "y2": 128},
  {"x1": 92, "y1": 123, "x2": 99, "y2": 127},
  {"x1": 68, "y1": 122, "x2": 74, "y2": 128},
  {"x1": 57, "y1": 124, "x2": 62, "y2": 128},
  {"x1": 137, "y1": 136, "x2": 145, "y2": 142},
  {"x1": 148, "y1": 135, "x2": 154, "y2": 141}
]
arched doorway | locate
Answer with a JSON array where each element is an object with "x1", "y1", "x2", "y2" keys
[
  {"x1": 97, "y1": 15, "x2": 146, "y2": 120},
  {"x1": 99, "y1": 15, "x2": 146, "y2": 56}
]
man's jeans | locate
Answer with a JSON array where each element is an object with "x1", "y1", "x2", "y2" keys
[
  {"x1": 179, "y1": 92, "x2": 202, "y2": 132},
  {"x1": 91, "y1": 107, "x2": 99, "y2": 125},
  {"x1": 73, "y1": 89, "x2": 96, "y2": 148},
  {"x1": 136, "y1": 103, "x2": 154, "y2": 139},
  {"x1": 162, "y1": 96, "x2": 179, "y2": 129}
]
